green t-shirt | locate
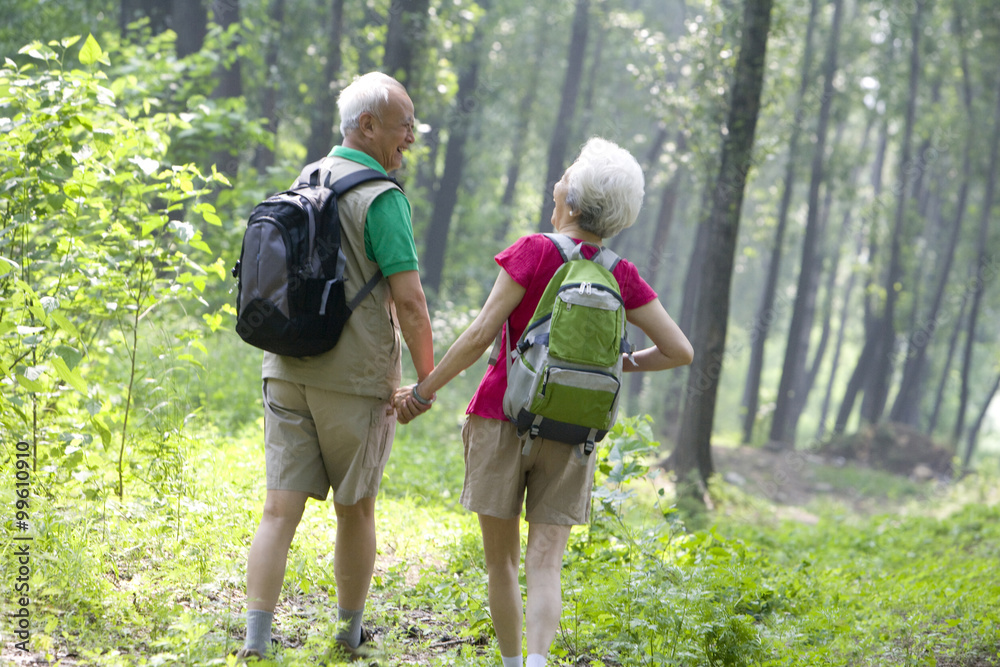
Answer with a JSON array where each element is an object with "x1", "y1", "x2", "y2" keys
[{"x1": 329, "y1": 146, "x2": 419, "y2": 276}]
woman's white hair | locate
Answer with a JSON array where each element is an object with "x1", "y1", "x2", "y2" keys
[
  {"x1": 337, "y1": 72, "x2": 405, "y2": 137},
  {"x1": 565, "y1": 137, "x2": 645, "y2": 239}
]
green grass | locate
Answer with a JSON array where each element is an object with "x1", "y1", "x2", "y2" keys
[{"x1": 3, "y1": 415, "x2": 999, "y2": 666}]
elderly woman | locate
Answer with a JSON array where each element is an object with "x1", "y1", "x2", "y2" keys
[{"x1": 396, "y1": 138, "x2": 693, "y2": 667}]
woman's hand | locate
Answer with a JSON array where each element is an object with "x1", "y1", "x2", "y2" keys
[{"x1": 392, "y1": 384, "x2": 434, "y2": 424}]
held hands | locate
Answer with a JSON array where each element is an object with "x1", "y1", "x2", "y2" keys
[{"x1": 392, "y1": 384, "x2": 435, "y2": 424}]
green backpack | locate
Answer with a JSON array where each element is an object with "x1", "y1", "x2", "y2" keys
[{"x1": 500, "y1": 234, "x2": 634, "y2": 455}]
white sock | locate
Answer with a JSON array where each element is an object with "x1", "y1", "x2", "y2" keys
[
  {"x1": 526, "y1": 654, "x2": 545, "y2": 667},
  {"x1": 244, "y1": 609, "x2": 273, "y2": 654},
  {"x1": 502, "y1": 655, "x2": 523, "y2": 667},
  {"x1": 335, "y1": 606, "x2": 365, "y2": 648}
]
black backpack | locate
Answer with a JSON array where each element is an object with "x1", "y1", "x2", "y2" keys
[{"x1": 232, "y1": 161, "x2": 399, "y2": 357}]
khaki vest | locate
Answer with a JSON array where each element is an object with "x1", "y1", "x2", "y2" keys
[{"x1": 261, "y1": 157, "x2": 404, "y2": 399}]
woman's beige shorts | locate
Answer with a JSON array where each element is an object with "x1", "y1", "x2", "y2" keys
[
  {"x1": 262, "y1": 378, "x2": 395, "y2": 505},
  {"x1": 460, "y1": 415, "x2": 598, "y2": 525}
]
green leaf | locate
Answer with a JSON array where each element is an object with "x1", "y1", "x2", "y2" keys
[
  {"x1": 16, "y1": 373, "x2": 45, "y2": 393},
  {"x1": 51, "y1": 356, "x2": 88, "y2": 394},
  {"x1": 49, "y1": 310, "x2": 81, "y2": 339},
  {"x1": 79, "y1": 34, "x2": 102, "y2": 66}
]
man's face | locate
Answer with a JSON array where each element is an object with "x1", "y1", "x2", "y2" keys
[{"x1": 369, "y1": 87, "x2": 416, "y2": 172}]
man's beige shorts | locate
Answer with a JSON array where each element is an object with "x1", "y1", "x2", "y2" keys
[
  {"x1": 460, "y1": 415, "x2": 598, "y2": 525},
  {"x1": 262, "y1": 378, "x2": 395, "y2": 505}
]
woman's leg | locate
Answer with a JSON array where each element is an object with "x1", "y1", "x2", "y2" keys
[
  {"x1": 246, "y1": 489, "x2": 310, "y2": 611},
  {"x1": 479, "y1": 513, "x2": 524, "y2": 658},
  {"x1": 524, "y1": 522, "x2": 572, "y2": 657}
]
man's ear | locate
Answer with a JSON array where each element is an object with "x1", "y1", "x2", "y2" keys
[{"x1": 358, "y1": 111, "x2": 377, "y2": 137}]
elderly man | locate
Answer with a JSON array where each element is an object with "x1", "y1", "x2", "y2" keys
[{"x1": 237, "y1": 72, "x2": 434, "y2": 662}]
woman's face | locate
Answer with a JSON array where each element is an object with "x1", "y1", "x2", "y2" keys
[{"x1": 550, "y1": 165, "x2": 574, "y2": 229}]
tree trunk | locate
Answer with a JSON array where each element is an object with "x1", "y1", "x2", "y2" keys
[
  {"x1": 836, "y1": 74, "x2": 892, "y2": 433},
  {"x1": 628, "y1": 136, "x2": 686, "y2": 410},
  {"x1": 382, "y1": 0, "x2": 431, "y2": 100},
  {"x1": 952, "y1": 80, "x2": 1000, "y2": 444},
  {"x1": 538, "y1": 0, "x2": 590, "y2": 231},
  {"x1": 495, "y1": 26, "x2": 548, "y2": 244},
  {"x1": 927, "y1": 288, "x2": 968, "y2": 435},
  {"x1": 862, "y1": 0, "x2": 925, "y2": 424},
  {"x1": 303, "y1": 0, "x2": 344, "y2": 163},
  {"x1": 673, "y1": 0, "x2": 774, "y2": 493},
  {"x1": 254, "y1": 0, "x2": 291, "y2": 170},
  {"x1": 740, "y1": 0, "x2": 820, "y2": 444},
  {"x1": 963, "y1": 372, "x2": 1000, "y2": 471},
  {"x1": 816, "y1": 116, "x2": 875, "y2": 440},
  {"x1": 893, "y1": 0, "x2": 976, "y2": 430},
  {"x1": 208, "y1": 0, "x2": 242, "y2": 179},
  {"x1": 768, "y1": 0, "x2": 844, "y2": 449},
  {"x1": 121, "y1": 0, "x2": 171, "y2": 36},
  {"x1": 172, "y1": 0, "x2": 207, "y2": 56},
  {"x1": 421, "y1": 8, "x2": 489, "y2": 293},
  {"x1": 789, "y1": 178, "x2": 836, "y2": 432}
]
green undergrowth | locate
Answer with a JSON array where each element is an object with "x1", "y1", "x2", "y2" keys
[{"x1": 2, "y1": 415, "x2": 999, "y2": 666}]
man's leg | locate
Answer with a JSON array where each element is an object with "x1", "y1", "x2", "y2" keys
[
  {"x1": 333, "y1": 496, "x2": 377, "y2": 648},
  {"x1": 242, "y1": 489, "x2": 310, "y2": 654},
  {"x1": 524, "y1": 522, "x2": 572, "y2": 662},
  {"x1": 479, "y1": 513, "x2": 524, "y2": 660}
]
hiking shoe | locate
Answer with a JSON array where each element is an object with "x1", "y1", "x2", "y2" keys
[
  {"x1": 233, "y1": 647, "x2": 264, "y2": 662},
  {"x1": 332, "y1": 626, "x2": 378, "y2": 664},
  {"x1": 232, "y1": 640, "x2": 279, "y2": 663}
]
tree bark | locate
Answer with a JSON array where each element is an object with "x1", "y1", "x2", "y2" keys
[
  {"x1": 421, "y1": 8, "x2": 489, "y2": 292},
  {"x1": 892, "y1": 0, "x2": 975, "y2": 429},
  {"x1": 862, "y1": 0, "x2": 925, "y2": 424},
  {"x1": 254, "y1": 0, "x2": 291, "y2": 170},
  {"x1": 952, "y1": 80, "x2": 1000, "y2": 444},
  {"x1": 673, "y1": 0, "x2": 774, "y2": 493},
  {"x1": 927, "y1": 287, "x2": 968, "y2": 435},
  {"x1": 303, "y1": 0, "x2": 344, "y2": 163},
  {"x1": 172, "y1": 0, "x2": 207, "y2": 56},
  {"x1": 382, "y1": 0, "x2": 431, "y2": 99},
  {"x1": 963, "y1": 372, "x2": 1000, "y2": 471},
  {"x1": 816, "y1": 116, "x2": 874, "y2": 440},
  {"x1": 538, "y1": 0, "x2": 590, "y2": 231},
  {"x1": 740, "y1": 0, "x2": 820, "y2": 444},
  {"x1": 495, "y1": 25, "x2": 548, "y2": 244},
  {"x1": 768, "y1": 0, "x2": 844, "y2": 449},
  {"x1": 835, "y1": 64, "x2": 892, "y2": 433}
]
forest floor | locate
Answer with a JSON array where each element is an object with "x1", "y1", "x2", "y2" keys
[{"x1": 3, "y1": 424, "x2": 988, "y2": 666}]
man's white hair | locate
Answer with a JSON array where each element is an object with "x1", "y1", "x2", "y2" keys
[
  {"x1": 565, "y1": 137, "x2": 645, "y2": 239},
  {"x1": 337, "y1": 72, "x2": 405, "y2": 137}
]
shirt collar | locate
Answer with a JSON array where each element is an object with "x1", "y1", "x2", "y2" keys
[{"x1": 329, "y1": 146, "x2": 388, "y2": 175}]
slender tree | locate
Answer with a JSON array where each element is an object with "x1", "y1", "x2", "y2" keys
[
  {"x1": 254, "y1": 0, "x2": 290, "y2": 170},
  {"x1": 953, "y1": 79, "x2": 1000, "y2": 445},
  {"x1": 862, "y1": 0, "x2": 926, "y2": 424},
  {"x1": 890, "y1": 0, "x2": 974, "y2": 426},
  {"x1": 673, "y1": 0, "x2": 774, "y2": 491},
  {"x1": 303, "y1": 0, "x2": 344, "y2": 162},
  {"x1": 740, "y1": 0, "x2": 820, "y2": 444},
  {"x1": 538, "y1": 0, "x2": 590, "y2": 231},
  {"x1": 769, "y1": 0, "x2": 844, "y2": 448},
  {"x1": 382, "y1": 0, "x2": 431, "y2": 98},
  {"x1": 495, "y1": 16, "x2": 548, "y2": 244},
  {"x1": 963, "y1": 371, "x2": 1000, "y2": 470},
  {"x1": 421, "y1": 6, "x2": 490, "y2": 292},
  {"x1": 173, "y1": 0, "x2": 207, "y2": 57}
]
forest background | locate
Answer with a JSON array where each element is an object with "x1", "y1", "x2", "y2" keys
[{"x1": 2, "y1": 0, "x2": 1000, "y2": 664}]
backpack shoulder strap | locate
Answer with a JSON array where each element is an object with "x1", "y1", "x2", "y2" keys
[
  {"x1": 328, "y1": 167, "x2": 401, "y2": 195},
  {"x1": 545, "y1": 233, "x2": 622, "y2": 273},
  {"x1": 543, "y1": 233, "x2": 575, "y2": 262}
]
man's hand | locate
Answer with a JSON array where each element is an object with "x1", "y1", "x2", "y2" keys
[{"x1": 392, "y1": 384, "x2": 434, "y2": 424}]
